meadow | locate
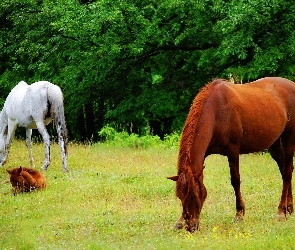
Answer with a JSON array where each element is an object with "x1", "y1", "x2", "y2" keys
[{"x1": 1, "y1": 138, "x2": 295, "y2": 249}]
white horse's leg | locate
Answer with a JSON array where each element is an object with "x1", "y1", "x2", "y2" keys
[
  {"x1": 25, "y1": 128, "x2": 35, "y2": 167},
  {"x1": 1, "y1": 119, "x2": 17, "y2": 166},
  {"x1": 0, "y1": 145, "x2": 9, "y2": 166},
  {"x1": 36, "y1": 122, "x2": 51, "y2": 170},
  {"x1": 57, "y1": 133, "x2": 69, "y2": 172}
]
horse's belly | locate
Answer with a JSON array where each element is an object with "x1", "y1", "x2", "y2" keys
[
  {"x1": 210, "y1": 116, "x2": 286, "y2": 155},
  {"x1": 26, "y1": 117, "x2": 51, "y2": 129},
  {"x1": 27, "y1": 122, "x2": 38, "y2": 129},
  {"x1": 239, "y1": 142, "x2": 272, "y2": 154},
  {"x1": 239, "y1": 127, "x2": 282, "y2": 153},
  {"x1": 237, "y1": 102, "x2": 287, "y2": 152}
]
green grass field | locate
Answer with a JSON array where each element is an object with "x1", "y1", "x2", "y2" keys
[{"x1": 1, "y1": 140, "x2": 295, "y2": 249}]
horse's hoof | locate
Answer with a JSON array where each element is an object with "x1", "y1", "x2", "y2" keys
[
  {"x1": 287, "y1": 204, "x2": 294, "y2": 215},
  {"x1": 277, "y1": 213, "x2": 286, "y2": 222},
  {"x1": 41, "y1": 166, "x2": 48, "y2": 171},
  {"x1": 174, "y1": 222, "x2": 183, "y2": 230},
  {"x1": 63, "y1": 167, "x2": 69, "y2": 172},
  {"x1": 234, "y1": 215, "x2": 244, "y2": 223}
]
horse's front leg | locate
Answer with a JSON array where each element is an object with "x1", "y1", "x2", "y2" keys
[
  {"x1": 228, "y1": 149, "x2": 245, "y2": 222},
  {"x1": 1, "y1": 120, "x2": 17, "y2": 166},
  {"x1": 25, "y1": 128, "x2": 35, "y2": 167},
  {"x1": 36, "y1": 122, "x2": 51, "y2": 170}
]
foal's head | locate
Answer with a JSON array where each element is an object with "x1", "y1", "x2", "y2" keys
[
  {"x1": 6, "y1": 166, "x2": 33, "y2": 194},
  {"x1": 168, "y1": 166, "x2": 207, "y2": 232}
]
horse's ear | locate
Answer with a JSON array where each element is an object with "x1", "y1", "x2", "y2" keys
[
  {"x1": 6, "y1": 169, "x2": 11, "y2": 174},
  {"x1": 17, "y1": 166, "x2": 22, "y2": 175},
  {"x1": 167, "y1": 175, "x2": 179, "y2": 181}
]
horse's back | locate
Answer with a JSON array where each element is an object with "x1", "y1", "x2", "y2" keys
[
  {"x1": 238, "y1": 77, "x2": 295, "y2": 101},
  {"x1": 27, "y1": 81, "x2": 54, "y2": 98},
  {"x1": 225, "y1": 77, "x2": 295, "y2": 97},
  {"x1": 206, "y1": 77, "x2": 295, "y2": 154},
  {"x1": 28, "y1": 81, "x2": 63, "y2": 106},
  {"x1": 3, "y1": 81, "x2": 60, "y2": 128},
  {"x1": 212, "y1": 77, "x2": 295, "y2": 120},
  {"x1": 28, "y1": 80, "x2": 55, "y2": 91},
  {"x1": 229, "y1": 77, "x2": 295, "y2": 124},
  {"x1": 19, "y1": 167, "x2": 46, "y2": 189}
]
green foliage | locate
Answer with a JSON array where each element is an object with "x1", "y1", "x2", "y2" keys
[
  {"x1": 164, "y1": 132, "x2": 181, "y2": 148},
  {"x1": 98, "y1": 125, "x2": 118, "y2": 141},
  {"x1": 98, "y1": 125, "x2": 180, "y2": 149},
  {"x1": 1, "y1": 0, "x2": 295, "y2": 140}
]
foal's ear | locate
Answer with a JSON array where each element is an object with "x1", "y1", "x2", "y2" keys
[
  {"x1": 6, "y1": 169, "x2": 11, "y2": 174},
  {"x1": 17, "y1": 166, "x2": 23, "y2": 175},
  {"x1": 167, "y1": 175, "x2": 179, "y2": 181}
]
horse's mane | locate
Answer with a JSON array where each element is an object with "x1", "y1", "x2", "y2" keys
[{"x1": 177, "y1": 79, "x2": 226, "y2": 174}]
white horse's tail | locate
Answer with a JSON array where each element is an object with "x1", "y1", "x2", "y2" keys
[{"x1": 47, "y1": 84, "x2": 68, "y2": 156}]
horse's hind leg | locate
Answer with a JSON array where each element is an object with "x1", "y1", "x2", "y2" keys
[
  {"x1": 285, "y1": 157, "x2": 294, "y2": 215},
  {"x1": 36, "y1": 122, "x2": 51, "y2": 170},
  {"x1": 278, "y1": 156, "x2": 293, "y2": 220},
  {"x1": 57, "y1": 130, "x2": 69, "y2": 172},
  {"x1": 287, "y1": 181, "x2": 294, "y2": 214},
  {"x1": 269, "y1": 139, "x2": 294, "y2": 220},
  {"x1": 25, "y1": 129, "x2": 35, "y2": 167}
]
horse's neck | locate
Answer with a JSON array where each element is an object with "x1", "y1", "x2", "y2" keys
[
  {"x1": 188, "y1": 112, "x2": 214, "y2": 174},
  {"x1": 0, "y1": 110, "x2": 8, "y2": 135}
]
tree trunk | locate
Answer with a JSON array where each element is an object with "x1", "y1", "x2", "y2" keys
[
  {"x1": 77, "y1": 108, "x2": 87, "y2": 142},
  {"x1": 97, "y1": 90, "x2": 105, "y2": 132},
  {"x1": 85, "y1": 103, "x2": 95, "y2": 141}
]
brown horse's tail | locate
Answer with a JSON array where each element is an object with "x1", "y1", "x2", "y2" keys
[{"x1": 47, "y1": 84, "x2": 68, "y2": 156}]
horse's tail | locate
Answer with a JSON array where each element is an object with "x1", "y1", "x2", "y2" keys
[{"x1": 47, "y1": 84, "x2": 68, "y2": 156}]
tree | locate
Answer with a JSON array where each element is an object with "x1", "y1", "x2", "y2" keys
[{"x1": 1, "y1": 0, "x2": 295, "y2": 141}]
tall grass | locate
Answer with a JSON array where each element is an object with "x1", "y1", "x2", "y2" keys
[{"x1": 0, "y1": 138, "x2": 295, "y2": 249}]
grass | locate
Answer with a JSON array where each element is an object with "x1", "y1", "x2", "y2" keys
[{"x1": 1, "y1": 140, "x2": 295, "y2": 249}]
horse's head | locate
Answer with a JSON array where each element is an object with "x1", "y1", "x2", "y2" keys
[
  {"x1": 168, "y1": 166, "x2": 207, "y2": 232},
  {"x1": 6, "y1": 166, "x2": 28, "y2": 194}
]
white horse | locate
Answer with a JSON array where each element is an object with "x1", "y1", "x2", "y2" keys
[{"x1": 0, "y1": 81, "x2": 69, "y2": 171}]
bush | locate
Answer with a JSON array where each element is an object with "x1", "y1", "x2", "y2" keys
[
  {"x1": 98, "y1": 126, "x2": 180, "y2": 149},
  {"x1": 163, "y1": 132, "x2": 180, "y2": 149}
]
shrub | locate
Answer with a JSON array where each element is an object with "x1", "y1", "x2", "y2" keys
[{"x1": 98, "y1": 126, "x2": 180, "y2": 149}]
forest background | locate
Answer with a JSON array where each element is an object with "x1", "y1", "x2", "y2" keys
[{"x1": 1, "y1": 0, "x2": 295, "y2": 142}]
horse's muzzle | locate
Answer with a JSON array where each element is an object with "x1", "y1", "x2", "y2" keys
[{"x1": 185, "y1": 219, "x2": 199, "y2": 233}]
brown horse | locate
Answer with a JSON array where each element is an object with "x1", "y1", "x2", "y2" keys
[
  {"x1": 6, "y1": 166, "x2": 46, "y2": 195},
  {"x1": 168, "y1": 77, "x2": 295, "y2": 232}
]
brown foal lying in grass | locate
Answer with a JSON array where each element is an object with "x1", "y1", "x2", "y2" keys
[{"x1": 6, "y1": 166, "x2": 46, "y2": 195}]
